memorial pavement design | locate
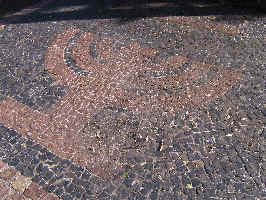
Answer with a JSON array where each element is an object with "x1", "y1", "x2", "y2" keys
[{"x1": 0, "y1": 6, "x2": 265, "y2": 200}]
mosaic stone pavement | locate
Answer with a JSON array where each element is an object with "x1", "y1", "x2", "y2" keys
[{"x1": 0, "y1": 0, "x2": 265, "y2": 199}]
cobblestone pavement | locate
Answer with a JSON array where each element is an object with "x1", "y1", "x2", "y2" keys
[{"x1": 0, "y1": 0, "x2": 265, "y2": 199}]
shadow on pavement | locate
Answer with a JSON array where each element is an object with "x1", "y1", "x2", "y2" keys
[{"x1": 0, "y1": 0, "x2": 265, "y2": 25}]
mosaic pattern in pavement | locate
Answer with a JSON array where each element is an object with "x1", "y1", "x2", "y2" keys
[
  {"x1": 0, "y1": 1, "x2": 265, "y2": 199},
  {"x1": 0, "y1": 26, "x2": 244, "y2": 181}
]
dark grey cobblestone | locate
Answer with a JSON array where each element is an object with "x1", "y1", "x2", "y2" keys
[
  {"x1": 0, "y1": 124, "x2": 119, "y2": 199},
  {"x1": 0, "y1": 66, "x2": 67, "y2": 111},
  {"x1": 89, "y1": 100, "x2": 264, "y2": 199},
  {"x1": 0, "y1": 22, "x2": 68, "y2": 111}
]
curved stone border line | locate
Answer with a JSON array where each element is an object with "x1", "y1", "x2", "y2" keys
[{"x1": 64, "y1": 31, "x2": 91, "y2": 77}]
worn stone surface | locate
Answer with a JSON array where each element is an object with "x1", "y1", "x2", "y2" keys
[{"x1": 0, "y1": 0, "x2": 265, "y2": 199}]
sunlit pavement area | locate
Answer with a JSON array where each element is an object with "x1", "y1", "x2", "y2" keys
[{"x1": 0, "y1": 0, "x2": 265, "y2": 199}]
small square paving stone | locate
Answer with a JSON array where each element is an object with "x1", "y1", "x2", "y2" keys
[
  {"x1": 0, "y1": 179, "x2": 10, "y2": 198},
  {"x1": 6, "y1": 192, "x2": 30, "y2": 200},
  {"x1": 0, "y1": 166, "x2": 18, "y2": 181},
  {"x1": 11, "y1": 173, "x2": 32, "y2": 193},
  {"x1": 23, "y1": 181, "x2": 46, "y2": 199},
  {"x1": 0, "y1": 160, "x2": 7, "y2": 170}
]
